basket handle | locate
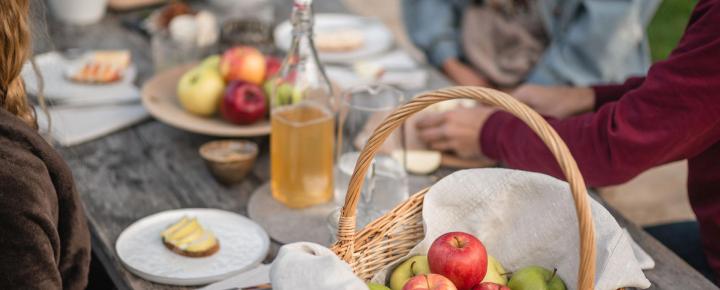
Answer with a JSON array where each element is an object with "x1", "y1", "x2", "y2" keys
[{"x1": 335, "y1": 87, "x2": 596, "y2": 290}]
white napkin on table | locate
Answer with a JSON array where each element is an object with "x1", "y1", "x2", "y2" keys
[
  {"x1": 36, "y1": 103, "x2": 147, "y2": 147},
  {"x1": 327, "y1": 50, "x2": 429, "y2": 90},
  {"x1": 270, "y1": 242, "x2": 366, "y2": 290},
  {"x1": 23, "y1": 51, "x2": 149, "y2": 146}
]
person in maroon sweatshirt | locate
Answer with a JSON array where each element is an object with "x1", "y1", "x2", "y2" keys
[{"x1": 416, "y1": 0, "x2": 720, "y2": 283}]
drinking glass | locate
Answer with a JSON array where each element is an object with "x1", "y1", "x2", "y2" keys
[{"x1": 333, "y1": 84, "x2": 408, "y2": 231}]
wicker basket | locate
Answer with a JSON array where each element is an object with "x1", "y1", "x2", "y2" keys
[{"x1": 330, "y1": 87, "x2": 598, "y2": 290}]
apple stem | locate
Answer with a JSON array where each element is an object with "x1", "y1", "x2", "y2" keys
[
  {"x1": 500, "y1": 271, "x2": 512, "y2": 277},
  {"x1": 453, "y1": 236, "x2": 465, "y2": 248},
  {"x1": 424, "y1": 274, "x2": 431, "y2": 289},
  {"x1": 410, "y1": 261, "x2": 416, "y2": 274},
  {"x1": 548, "y1": 268, "x2": 557, "y2": 282}
]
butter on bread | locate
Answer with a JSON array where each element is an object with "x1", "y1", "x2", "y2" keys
[{"x1": 161, "y1": 216, "x2": 220, "y2": 258}]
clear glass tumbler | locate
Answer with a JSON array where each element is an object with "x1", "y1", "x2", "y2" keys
[{"x1": 333, "y1": 84, "x2": 409, "y2": 231}]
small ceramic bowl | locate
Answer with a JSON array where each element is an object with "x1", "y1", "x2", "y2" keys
[{"x1": 199, "y1": 140, "x2": 258, "y2": 185}]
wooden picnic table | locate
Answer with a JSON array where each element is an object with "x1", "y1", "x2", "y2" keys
[{"x1": 43, "y1": 0, "x2": 718, "y2": 289}]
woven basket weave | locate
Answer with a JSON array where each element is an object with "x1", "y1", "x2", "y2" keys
[{"x1": 330, "y1": 87, "x2": 598, "y2": 290}]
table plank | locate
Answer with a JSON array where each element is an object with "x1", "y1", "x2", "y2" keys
[{"x1": 51, "y1": 0, "x2": 718, "y2": 289}]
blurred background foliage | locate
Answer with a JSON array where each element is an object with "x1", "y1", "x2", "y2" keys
[{"x1": 647, "y1": 0, "x2": 696, "y2": 61}]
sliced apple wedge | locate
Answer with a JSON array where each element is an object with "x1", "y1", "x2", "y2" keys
[{"x1": 392, "y1": 150, "x2": 442, "y2": 175}]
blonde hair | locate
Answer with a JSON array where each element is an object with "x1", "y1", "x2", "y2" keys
[{"x1": 0, "y1": 0, "x2": 36, "y2": 128}]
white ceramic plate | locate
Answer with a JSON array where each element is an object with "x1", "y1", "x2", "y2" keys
[
  {"x1": 274, "y1": 14, "x2": 393, "y2": 63},
  {"x1": 116, "y1": 208, "x2": 270, "y2": 286},
  {"x1": 21, "y1": 51, "x2": 139, "y2": 104}
]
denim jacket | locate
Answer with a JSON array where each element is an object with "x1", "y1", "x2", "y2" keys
[{"x1": 402, "y1": 0, "x2": 661, "y2": 85}]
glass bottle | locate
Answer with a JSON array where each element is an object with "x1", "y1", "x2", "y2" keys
[{"x1": 269, "y1": 0, "x2": 335, "y2": 208}]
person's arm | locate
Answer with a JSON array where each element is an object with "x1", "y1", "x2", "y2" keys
[
  {"x1": 401, "y1": 0, "x2": 463, "y2": 68},
  {"x1": 591, "y1": 76, "x2": 646, "y2": 110},
  {"x1": 481, "y1": 4, "x2": 720, "y2": 186},
  {"x1": 0, "y1": 156, "x2": 63, "y2": 289}
]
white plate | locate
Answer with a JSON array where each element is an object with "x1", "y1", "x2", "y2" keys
[
  {"x1": 274, "y1": 14, "x2": 393, "y2": 63},
  {"x1": 116, "y1": 208, "x2": 270, "y2": 286},
  {"x1": 21, "y1": 51, "x2": 139, "y2": 104}
]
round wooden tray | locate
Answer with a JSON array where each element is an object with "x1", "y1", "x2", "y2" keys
[{"x1": 141, "y1": 64, "x2": 271, "y2": 137}]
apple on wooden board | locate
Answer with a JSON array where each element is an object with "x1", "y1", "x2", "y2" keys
[
  {"x1": 368, "y1": 282, "x2": 392, "y2": 290},
  {"x1": 507, "y1": 266, "x2": 566, "y2": 290},
  {"x1": 403, "y1": 274, "x2": 457, "y2": 290},
  {"x1": 177, "y1": 66, "x2": 225, "y2": 116},
  {"x1": 482, "y1": 256, "x2": 508, "y2": 285},
  {"x1": 220, "y1": 46, "x2": 266, "y2": 85},
  {"x1": 265, "y1": 56, "x2": 282, "y2": 78},
  {"x1": 428, "y1": 232, "x2": 488, "y2": 290},
  {"x1": 200, "y1": 54, "x2": 221, "y2": 71},
  {"x1": 470, "y1": 282, "x2": 510, "y2": 290},
  {"x1": 220, "y1": 81, "x2": 267, "y2": 125},
  {"x1": 390, "y1": 255, "x2": 431, "y2": 290}
]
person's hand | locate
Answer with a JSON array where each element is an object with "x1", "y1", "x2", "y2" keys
[
  {"x1": 442, "y1": 58, "x2": 490, "y2": 87},
  {"x1": 415, "y1": 106, "x2": 496, "y2": 160},
  {"x1": 512, "y1": 84, "x2": 595, "y2": 118}
]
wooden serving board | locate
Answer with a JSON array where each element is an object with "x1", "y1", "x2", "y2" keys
[{"x1": 141, "y1": 63, "x2": 271, "y2": 137}]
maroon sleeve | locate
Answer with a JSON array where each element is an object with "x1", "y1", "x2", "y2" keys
[
  {"x1": 480, "y1": 3, "x2": 720, "y2": 187},
  {"x1": 591, "y1": 76, "x2": 646, "y2": 110}
]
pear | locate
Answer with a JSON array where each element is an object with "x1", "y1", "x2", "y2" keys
[
  {"x1": 368, "y1": 282, "x2": 392, "y2": 290},
  {"x1": 200, "y1": 54, "x2": 221, "y2": 70},
  {"x1": 389, "y1": 255, "x2": 431, "y2": 290},
  {"x1": 507, "y1": 266, "x2": 566, "y2": 290},
  {"x1": 482, "y1": 255, "x2": 508, "y2": 285}
]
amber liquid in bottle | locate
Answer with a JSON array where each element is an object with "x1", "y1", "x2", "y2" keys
[{"x1": 270, "y1": 0, "x2": 335, "y2": 208}]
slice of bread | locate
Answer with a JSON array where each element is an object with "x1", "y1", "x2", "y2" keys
[
  {"x1": 161, "y1": 216, "x2": 220, "y2": 258},
  {"x1": 70, "y1": 50, "x2": 131, "y2": 84},
  {"x1": 315, "y1": 29, "x2": 365, "y2": 52}
]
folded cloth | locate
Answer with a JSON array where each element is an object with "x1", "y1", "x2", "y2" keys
[
  {"x1": 371, "y1": 168, "x2": 652, "y2": 290},
  {"x1": 36, "y1": 104, "x2": 147, "y2": 146},
  {"x1": 24, "y1": 51, "x2": 148, "y2": 146},
  {"x1": 626, "y1": 228, "x2": 656, "y2": 270},
  {"x1": 270, "y1": 242, "x2": 366, "y2": 290}
]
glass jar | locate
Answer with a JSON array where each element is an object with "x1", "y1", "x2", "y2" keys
[
  {"x1": 333, "y1": 84, "x2": 409, "y2": 229},
  {"x1": 269, "y1": 0, "x2": 336, "y2": 209}
]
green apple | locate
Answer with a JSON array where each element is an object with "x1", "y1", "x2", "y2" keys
[
  {"x1": 368, "y1": 282, "x2": 391, "y2": 290},
  {"x1": 507, "y1": 266, "x2": 566, "y2": 290},
  {"x1": 177, "y1": 66, "x2": 225, "y2": 116},
  {"x1": 389, "y1": 256, "x2": 431, "y2": 290},
  {"x1": 200, "y1": 54, "x2": 221, "y2": 71},
  {"x1": 482, "y1": 255, "x2": 508, "y2": 285},
  {"x1": 276, "y1": 83, "x2": 294, "y2": 106},
  {"x1": 291, "y1": 86, "x2": 304, "y2": 104}
]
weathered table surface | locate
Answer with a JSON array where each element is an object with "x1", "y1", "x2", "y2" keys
[{"x1": 48, "y1": 1, "x2": 718, "y2": 289}]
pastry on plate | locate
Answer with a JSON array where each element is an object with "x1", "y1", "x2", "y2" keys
[
  {"x1": 69, "y1": 50, "x2": 131, "y2": 84},
  {"x1": 315, "y1": 28, "x2": 365, "y2": 52},
  {"x1": 161, "y1": 216, "x2": 220, "y2": 257}
]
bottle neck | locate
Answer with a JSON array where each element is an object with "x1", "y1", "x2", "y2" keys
[{"x1": 290, "y1": 1, "x2": 313, "y2": 37}]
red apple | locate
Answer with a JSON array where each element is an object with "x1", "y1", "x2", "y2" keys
[
  {"x1": 403, "y1": 274, "x2": 457, "y2": 290},
  {"x1": 220, "y1": 81, "x2": 267, "y2": 125},
  {"x1": 428, "y1": 232, "x2": 488, "y2": 290},
  {"x1": 470, "y1": 282, "x2": 510, "y2": 290},
  {"x1": 220, "y1": 46, "x2": 266, "y2": 85},
  {"x1": 265, "y1": 56, "x2": 282, "y2": 79}
]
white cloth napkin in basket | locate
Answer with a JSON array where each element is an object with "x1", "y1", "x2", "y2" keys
[{"x1": 271, "y1": 168, "x2": 653, "y2": 290}]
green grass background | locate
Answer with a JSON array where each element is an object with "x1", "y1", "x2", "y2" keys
[{"x1": 647, "y1": 0, "x2": 697, "y2": 61}]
